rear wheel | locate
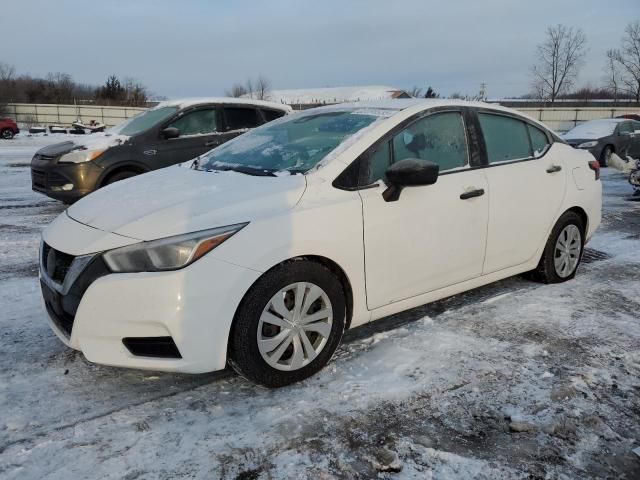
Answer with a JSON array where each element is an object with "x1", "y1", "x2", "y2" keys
[
  {"x1": 1, "y1": 128, "x2": 14, "y2": 139},
  {"x1": 530, "y1": 211, "x2": 585, "y2": 284},
  {"x1": 229, "y1": 260, "x2": 346, "y2": 388},
  {"x1": 600, "y1": 145, "x2": 613, "y2": 167}
]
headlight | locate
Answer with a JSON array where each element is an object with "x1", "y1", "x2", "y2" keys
[
  {"x1": 58, "y1": 148, "x2": 106, "y2": 163},
  {"x1": 103, "y1": 223, "x2": 248, "y2": 273},
  {"x1": 577, "y1": 141, "x2": 597, "y2": 149}
]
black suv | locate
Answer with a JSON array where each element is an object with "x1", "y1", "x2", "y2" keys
[{"x1": 31, "y1": 98, "x2": 291, "y2": 202}]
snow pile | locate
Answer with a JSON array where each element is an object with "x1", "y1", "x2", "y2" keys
[{"x1": 260, "y1": 85, "x2": 409, "y2": 105}]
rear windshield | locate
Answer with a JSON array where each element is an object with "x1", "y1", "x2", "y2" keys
[
  {"x1": 194, "y1": 109, "x2": 388, "y2": 174},
  {"x1": 108, "y1": 106, "x2": 178, "y2": 136}
]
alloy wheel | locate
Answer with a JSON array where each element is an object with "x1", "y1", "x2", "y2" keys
[
  {"x1": 554, "y1": 224, "x2": 581, "y2": 278},
  {"x1": 257, "y1": 282, "x2": 333, "y2": 371}
]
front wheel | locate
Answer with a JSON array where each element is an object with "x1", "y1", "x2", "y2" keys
[
  {"x1": 600, "y1": 145, "x2": 613, "y2": 167},
  {"x1": 530, "y1": 211, "x2": 585, "y2": 284},
  {"x1": 1, "y1": 129, "x2": 14, "y2": 139},
  {"x1": 229, "y1": 261, "x2": 346, "y2": 388},
  {"x1": 104, "y1": 170, "x2": 138, "y2": 185}
]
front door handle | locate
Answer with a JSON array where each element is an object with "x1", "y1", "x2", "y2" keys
[
  {"x1": 546, "y1": 165, "x2": 562, "y2": 173},
  {"x1": 460, "y1": 188, "x2": 485, "y2": 200}
]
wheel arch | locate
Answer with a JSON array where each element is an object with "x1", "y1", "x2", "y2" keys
[
  {"x1": 227, "y1": 254, "x2": 355, "y2": 357},
  {"x1": 98, "y1": 163, "x2": 149, "y2": 187},
  {"x1": 564, "y1": 206, "x2": 589, "y2": 237}
]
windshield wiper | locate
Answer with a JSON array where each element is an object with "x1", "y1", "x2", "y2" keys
[{"x1": 211, "y1": 165, "x2": 277, "y2": 177}]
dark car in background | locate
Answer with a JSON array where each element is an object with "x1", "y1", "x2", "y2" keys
[
  {"x1": 0, "y1": 118, "x2": 19, "y2": 139},
  {"x1": 563, "y1": 118, "x2": 640, "y2": 166},
  {"x1": 30, "y1": 98, "x2": 291, "y2": 202}
]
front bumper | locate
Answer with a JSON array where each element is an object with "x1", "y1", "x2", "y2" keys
[
  {"x1": 31, "y1": 155, "x2": 103, "y2": 202},
  {"x1": 40, "y1": 215, "x2": 262, "y2": 373}
]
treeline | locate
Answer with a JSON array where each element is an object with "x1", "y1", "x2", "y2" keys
[{"x1": 0, "y1": 63, "x2": 150, "y2": 107}]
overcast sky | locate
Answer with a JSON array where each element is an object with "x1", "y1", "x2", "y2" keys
[{"x1": 2, "y1": 0, "x2": 638, "y2": 99}]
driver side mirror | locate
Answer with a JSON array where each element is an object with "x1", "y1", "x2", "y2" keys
[
  {"x1": 162, "y1": 127, "x2": 180, "y2": 139},
  {"x1": 383, "y1": 158, "x2": 439, "y2": 202}
]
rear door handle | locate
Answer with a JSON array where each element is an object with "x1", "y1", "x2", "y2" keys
[
  {"x1": 460, "y1": 188, "x2": 485, "y2": 200},
  {"x1": 546, "y1": 165, "x2": 562, "y2": 173}
]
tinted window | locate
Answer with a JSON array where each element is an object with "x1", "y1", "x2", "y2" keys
[
  {"x1": 261, "y1": 109, "x2": 286, "y2": 122},
  {"x1": 479, "y1": 113, "x2": 532, "y2": 163},
  {"x1": 528, "y1": 124, "x2": 550, "y2": 157},
  {"x1": 225, "y1": 108, "x2": 260, "y2": 130},
  {"x1": 168, "y1": 108, "x2": 217, "y2": 136},
  {"x1": 618, "y1": 122, "x2": 633, "y2": 134}
]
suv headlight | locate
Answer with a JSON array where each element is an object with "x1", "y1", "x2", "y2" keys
[
  {"x1": 59, "y1": 148, "x2": 106, "y2": 163},
  {"x1": 103, "y1": 223, "x2": 248, "y2": 273},
  {"x1": 577, "y1": 141, "x2": 597, "y2": 149}
]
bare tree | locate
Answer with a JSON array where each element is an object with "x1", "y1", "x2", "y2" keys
[
  {"x1": 0, "y1": 62, "x2": 16, "y2": 82},
  {"x1": 606, "y1": 21, "x2": 640, "y2": 102},
  {"x1": 245, "y1": 78, "x2": 255, "y2": 99},
  {"x1": 408, "y1": 86, "x2": 422, "y2": 97},
  {"x1": 226, "y1": 83, "x2": 248, "y2": 97},
  {"x1": 531, "y1": 24, "x2": 587, "y2": 102},
  {"x1": 255, "y1": 75, "x2": 271, "y2": 100},
  {"x1": 604, "y1": 49, "x2": 623, "y2": 102}
]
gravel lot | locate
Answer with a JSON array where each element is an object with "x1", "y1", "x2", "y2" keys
[{"x1": 0, "y1": 134, "x2": 639, "y2": 479}]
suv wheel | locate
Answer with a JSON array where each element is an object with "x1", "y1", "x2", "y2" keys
[
  {"x1": 1, "y1": 129, "x2": 15, "y2": 139},
  {"x1": 600, "y1": 145, "x2": 613, "y2": 167},
  {"x1": 105, "y1": 171, "x2": 138, "y2": 185},
  {"x1": 530, "y1": 211, "x2": 585, "y2": 284},
  {"x1": 229, "y1": 261, "x2": 346, "y2": 388}
]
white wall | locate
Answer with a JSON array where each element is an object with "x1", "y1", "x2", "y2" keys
[{"x1": 4, "y1": 103, "x2": 146, "y2": 128}]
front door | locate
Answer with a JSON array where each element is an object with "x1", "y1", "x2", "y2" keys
[
  {"x1": 359, "y1": 111, "x2": 489, "y2": 310},
  {"x1": 150, "y1": 107, "x2": 224, "y2": 168}
]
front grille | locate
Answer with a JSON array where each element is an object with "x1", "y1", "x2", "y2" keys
[
  {"x1": 42, "y1": 243, "x2": 75, "y2": 284},
  {"x1": 41, "y1": 280, "x2": 75, "y2": 336}
]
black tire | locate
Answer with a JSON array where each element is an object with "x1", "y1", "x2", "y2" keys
[
  {"x1": 1, "y1": 128, "x2": 14, "y2": 139},
  {"x1": 600, "y1": 145, "x2": 613, "y2": 168},
  {"x1": 104, "y1": 170, "x2": 138, "y2": 185},
  {"x1": 229, "y1": 260, "x2": 346, "y2": 388},
  {"x1": 530, "y1": 211, "x2": 585, "y2": 284}
]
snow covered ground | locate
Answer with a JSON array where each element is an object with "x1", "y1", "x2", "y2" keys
[{"x1": 0, "y1": 134, "x2": 639, "y2": 479}]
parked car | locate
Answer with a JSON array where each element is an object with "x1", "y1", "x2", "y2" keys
[
  {"x1": 0, "y1": 117, "x2": 19, "y2": 139},
  {"x1": 31, "y1": 98, "x2": 292, "y2": 203},
  {"x1": 617, "y1": 113, "x2": 640, "y2": 122},
  {"x1": 563, "y1": 118, "x2": 640, "y2": 166},
  {"x1": 39, "y1": 99, "x2": 601, "y2": 387}
]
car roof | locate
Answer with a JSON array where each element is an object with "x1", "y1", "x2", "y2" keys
[{"x1": 155, "y1": 97, "x2": 292, "y2": 112}]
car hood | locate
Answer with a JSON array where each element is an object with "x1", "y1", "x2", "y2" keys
[
  {"x1": 67, "y1": 166, "x2": 307, "y2": 241},
  {"x1": 36, "y1": 134, "x2": 131, "y2": 157}
]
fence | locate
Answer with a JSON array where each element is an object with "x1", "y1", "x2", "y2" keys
[
  {"x1": 3, "y1": 103, "x2": 147, "y2": 128},
  {"x1": 4, "y1": 102, "x2": 640, "y2": 133},
  {"x1": 514, "y1": 107, "x2": 640, "y2": 132}
]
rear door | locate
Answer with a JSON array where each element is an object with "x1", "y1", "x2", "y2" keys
[
  {"x1": 150, "y1": 106, "x2": 224, "y2": 168},
  {"x1": 358, "y1": 109, "x2": 489, "y2": 309},
  {"x1": 220, "y1": 106, "x2": 263, "y2": 142},
  {"x1": 477, "y1": 111, "x2": 566, "y2": 274}
]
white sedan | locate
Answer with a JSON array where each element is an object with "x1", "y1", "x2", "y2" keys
[{"x1": 39, "y1": 99, "x2": 602, "y2": 387}]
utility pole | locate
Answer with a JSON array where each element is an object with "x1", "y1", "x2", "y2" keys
[{"x1": 479, "y1": 82, "x2": 487, "y2": 102}]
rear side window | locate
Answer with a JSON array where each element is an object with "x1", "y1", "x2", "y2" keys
[
  {"x1": 478, "y1": 113, "x2": 532, "y2": 163},
  {"x1": 618, "y1": 122, "x2": 633, "y2": 134},
  {"x1": 224, "y1": 108, "x2": 260, "y2": 130},
  {"x1": 261, "y1": 109, "x2": 286, "y2": 122},
  {"x1": 528, "y1": 124, "x2": 550, "y2": 157},
  {"x1": 168, "y1": 108, "x2": 217, "y2": 136}
]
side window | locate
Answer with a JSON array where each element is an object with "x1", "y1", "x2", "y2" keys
[
  {"x1": 478, "y1": 113, "x2": 532, "y2": 163},
  {"x1": 527, "y1": 124, "x2": 550, "y2": 157},
  {"x1": 365, "y1": 141, "x2": 392, "y2": 183},
  {"x1": 168, "y1": 108, "x2": 217, "y2": 136},
  {"x1": 618, "y1": 122, "x2": 632, "y2": 135},
  {"x1": 224, "y1": 108, "x2": 260, "y2": 130},
  {"x1": 632, "y1": 121, "x2": 640, "y2": 132},
  {"x1": 261, "y1": 109, "x2": 286, "y2": 122},
  {"x1": 392, "y1": 112, "x2": 468, "y2": 171}
]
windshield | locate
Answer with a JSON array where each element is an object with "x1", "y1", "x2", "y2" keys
[
  {"x1": 194, "y1": 109, "x2": 387, "y2": 175},
  {"x1": 564, "y1": 120, "x2": 617, "y2": 139},
  {"x1": 108, "y1": 106, "x2": 179, "y2": 136}
]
